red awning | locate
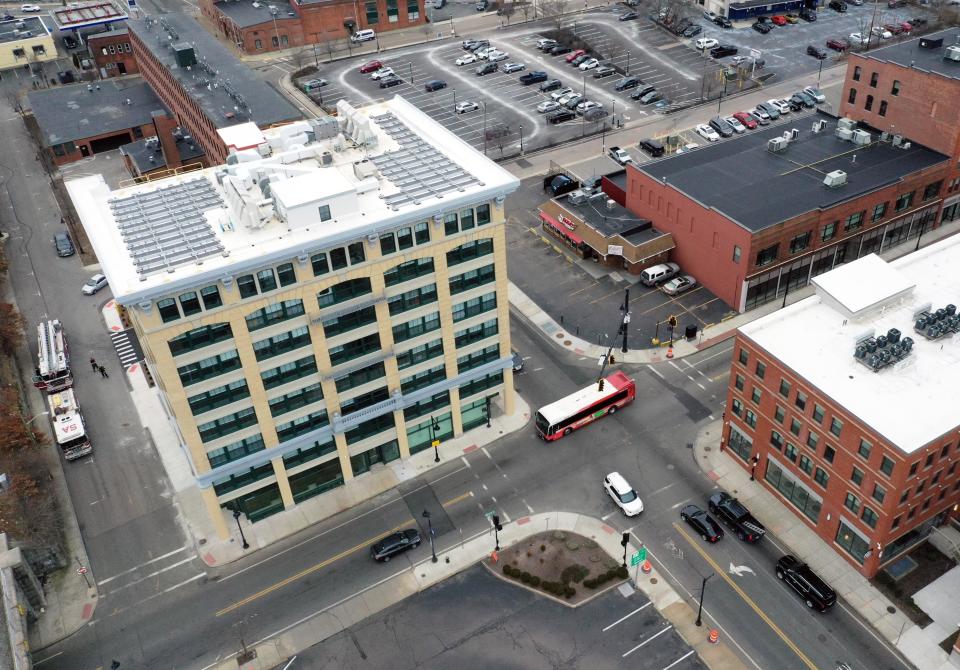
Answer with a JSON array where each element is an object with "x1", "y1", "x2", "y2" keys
[{"x1": 540, "y1": 212, "x2": 584, "y2": 245}]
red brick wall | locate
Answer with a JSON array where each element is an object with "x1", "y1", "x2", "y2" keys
[
  {"x1": 49, "y1": 122, "x2": 156, "y2": 166},
  {"x1": 724, "y1": 332, "x2": 960, "y2": 577},
  {"x1": 88, "y1": 33, "x2": 139, "y2": 77}
]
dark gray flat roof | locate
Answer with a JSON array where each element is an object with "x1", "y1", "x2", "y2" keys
[
  {"x1": 214, "y1": 0, "x2": 296, "y2": 29},
  {"x1": 121, "y1": 128, "x2": 205, "y2": 173},
  {"x1": 29, "y1": 80, "x2": 165, "y2": 146},
  {"x1": 638, "y1": 111, "x2": 949, "y2": 233},
  {"x1": 858, "y1": 28, "x2": 960, "y2": 82},
  {"x1": 0, "y1": 17, "x2": 48, "y2": 45},
  {"x1": 604, "y1": 170, "x2": 628, "y2": 192},
  {"x1": 88, "y1": 26, "x2": 128, "y2": 39},
  {"x1": 128, "y1": 14, "x2": 301, "y2": 129},
  {"x1": 563, "y1": 193, "x2": 662, "y2": 244}
]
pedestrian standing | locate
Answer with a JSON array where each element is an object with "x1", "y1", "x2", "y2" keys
[
  {"x1": 90, "y1": 357, "x2": 98, "y2": 371},
  {"x1": 98, "y1": 364, "x2": 108, "y2": 379}
]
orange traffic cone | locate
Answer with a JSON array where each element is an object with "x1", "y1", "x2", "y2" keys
[
  {"x1": 708, "y1": 629, "x2": 719, "y2": 644},
  {"x1": 491, "y1": 550, "x2": 499, "y2": 563},
  {"x1": 666, "y1": 347, "x2": 674, "y2": 359},
  {"x1": 641, "y1": 559, "x2": 652, "y2": 574}
]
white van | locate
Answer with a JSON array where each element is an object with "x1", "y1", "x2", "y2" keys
[
  {"x1": 640, "y1": 262, "x2": 680, "y2": 287},
  {"x1": 433, "y1": 0, "x2": 446, "y2": 7},
  {"x1": 351, "y1": 29, "x2": 376, "y2": 43}
]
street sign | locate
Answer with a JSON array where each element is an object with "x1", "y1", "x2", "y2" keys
[
  {"x1": 76, "y1": 566, "x2": 87, "y2": 575},
  {"x1": 639, "y1": 547, "x2": 647, "y2": 561},
  {"x1": 630, "y1": 551, "x2": 641, "y2": 566},
  {"x1": 431, "y1": 439, "x2": 440, "y2": 448}
]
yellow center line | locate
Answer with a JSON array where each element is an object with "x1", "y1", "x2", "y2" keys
[
  {"x1": 672, "y1": 522, "x2": 819, "y2": 670},
  {"x1": 215, "y1": 521, "x2": 410, "y2": 617},
  {"x1": 441, "y1": 491, "x2": 473, "y2": 508}
]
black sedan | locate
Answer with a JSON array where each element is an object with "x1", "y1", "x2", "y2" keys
[
  {"x1": 371, "y1": 529, "x2": 421, "y2": 561},
  {"x1": 714, "y1": 16, "x2": 733, "y2": 28},
  {"x1": 680, "y1": 504, "x2": 724, "y2": 543},
  {"x1": 519, "y1": 70, "x2": 549, "y2": 85},
  {"x1": 550, "y1": 45, "x2": 572, "y2": 55},
  {"x1": 379, "y1": 76, "x2": 403, "y2": 88},
  {"x1": 614, "y1": 76, "x2": 643, "y2": 91}
]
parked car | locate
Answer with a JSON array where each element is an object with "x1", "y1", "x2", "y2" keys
[
  {"x1": 871, "y1": 26, "x2": 893, "y2": 39},
  {"x1": 724, "y1": 115, "x2": 746, "y2": 133},
  {"x1": 673, "y1": 18, "x2": 692, "y2": 34},
  {"x1": 302, "y1": 79, "x2": 327, "y2": 91},
  {"x1": 638, "y1": 137, "x2": 665, "y2": 157},
  {"x1": 502, "y1": 62, "x2": 525, "y2": 73},
  {"x1": 680, "y1": 504, "x2": 724, "y2": 542},
  {"x1": 703, "y1": 9, "x2": 717, "y2": 20},
  {"x1": 536, "y1": 38, "x2": 557, "y2": 50},
  {"x1": 62, "y1": 34, "x2": 78, "y2": 49},
  {"x1": 571, "y1": 53, "x2": 591, "y2": 66},
  {"x1": 908, "y1": 17, "x2": 927, "y2": 27},
  {"x1": 748, "y1": 108, "x2": 770, "y2": 124},
  {"x1": 424, "y1": 79, "x2": 447, "y2": 91},
  {"x1": 776, "y1": 555, "x2": 837, "y2": 611},
  {"x1": 710, "y1": 44, "x2": 738, "y2": 58},
  {"x1": 714, "y1": 16, "x2": 733, "y2": 28},
  {"x1": 487, "y1": 50, "x2": 508, "y2": 62},
  {"x1": 456, "y1": 53, "x2": 478, "y2": 65},
  {"x1": 350, "y1": 28, "x2": 376, "y2": 42},
  {"x1": 695, "y1": 124, "x2": 720, "y2": 142},
  {"x1": 455, "y1": 101, "x2": 480, "y2": 114},
  {"x1": 20, "y1": 4, "x2": 42, "y2": 12},
  {"x1": 732, "y1": 111, "x2": 758, "y2": 129},
  {"x1": 708, "y1": 492, "x2": 765, "y2": 542},
  {"x1": 53, "y1": 232, "x2": 75, "y2": 257},
  {"x1": 766, "y1": 98, "x2": 790, "y2": 114},
  {"x1": 82, "y1": 274, "x2": 108, "y2": 295},
  {"x1": 826, "y1": 37, "x2": 850, "y2": 51},
  {"x1": 785, "y1": 13, "x2": 800, "y2": 22},
  {"x1": 756, "y1": 101, "x2": 781, "y2": 119},
  {"x1": 604, "y1": 472, "x2": 644, "y2": 516},
  {"x1": 593, "y1": 66, "x2": 617, "y2": 78},
  {"x1": 614, "y1": 76, "x2": 643, "y2": 91},
  {"x1": 887, "y1": 0, "x2": 906, "y2": 7},
  {"x1": 807, "y1": 45, "x2": 828, "y2": 59},
  {"x1": 661, "y1": 275, "x2": 697, "y2": 295},
  {"x1": 794, "y1": 90, "x2": 816, "y2": 107},
  {"x1": 360, "y1": 60, "x2": 383, "y2": 73},
  {"x1": 618, "y1": 10, "x2": 638, "y2": 20},
  {"x1": 562, "y1": 94, "x2": 584, "y2": 110},
  {"x1": 475, "y1": 0, "x2": 488, "y2": 9},
  {"x1": 379, "y1": 76, "x2": 402, "y2": 88},
  {"x1": 519, "y1": 71, "x2": 548, "y2": 85},
  {"x1": 828, "y1": 0, "x2": 847, "y2": 11},
  {"x1": 799, "y1": 8, "x2": 817, "y2": 21},
  {"x1": 371, "y1": 529, "x2": 421, "y2": 562},
  {"x1": 752, "y1": 21, "x2": 772, "y2": 33},
  {"x1": 709, "y1": 115, "x2": 735, "y2": 137},
  {"x1": 683, "y1": 24, "x2": 703, "y2": 37},
  {"x1": 631, "y1": 84, "x2": 656, "y2": 100},
  {"x1": 537, "y1": 100, "x2": 560, "y2": 113},
  {"x1": 512, "y1": 350, "x2": 524, "y2": 372},
  {"x1": 371, "y1": 67, "x2": 395, "y2": 80},
  {"x1": 771, "y1": 14, "x2": 788, "y2": 25},
  {"x1": 803, "y1": 86, "x2": 826, "y2": 103},
  {"x1": 638, "y1": 90, "x2": 662, "y2": 104},
  {"x1": 695, "y1": 37, "x2": 718, "y2": 50},
  {"x1": 566, "y1": 49, "x2": 587, "y2": 63},
  {"x1": 849, "y1": 32, "x2": 869, "y2": 46},
  {"x1": 884, "y1": 22, "x2": 906, "y2": 35},
  {"x1": 539, "y1": 78, "x2": 563, "y2": 92},
  {"x1": 551, "y1": 87, "x2": 574, "y2": 100},
  {"x1": 576, "y1": 100, "x2": 602, "y2": 115},
  {"x1": 547, "y1": 109, "x2": 576, "y2": 124},
  {"x1": 467, "y1": 39, "x2": 490, "y2": 51},
  {"x1": 578, "y1": 57, "x2": 600, "y2": 70},
  {"x1": 475, "y1": 62, "x2": 498, "y2": 76},
  {"x1": 550, "y1": 45, "x2": 572, "y2": 55}
]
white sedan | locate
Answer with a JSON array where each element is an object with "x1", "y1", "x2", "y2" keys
[
  {"x1": 455, "y1": 101, "x2": 480, "y2": 114},
  {"x1": 486, "y1": 50, "x2": 509, "y2": 62},
  {"x1": 455, "y1": 53, "x2": 477, "y2": 66},
  {"x1": 724, "y1": 115, "x2": 746, "y2": 133},
  {"x1": 661, "y1": 274, "x2": 697, "y2": 296},
  {"x1": 371, "y1": 67, "x2": 395, "y2": 80},
  {"x1": 871, "y1": 26, "x2": 893, "y2": 39},
  {"x1": 81, "y1": 274, "x2": 109, "y2": 295},
  {"x1": 578, "y1": 57, "x2": 600, "y2": 70},
  {"x1": 766, "y1": 98, "x2": 790, "y2": 114},
  {"x1": 537, "y1": 100, "x2": 560, "y2": 113},
  {"x1": 20, "y1": 4, "x2": 42, "y2": 11},
  {"x1": 695, "y1": 37, "x2": 718, "y2": 50},
  {"x1": 695, "y1": 124, "x2": 720, "y2": 142},
  {"x1": 604, "y1": 472, "x2": 644, "y2": 517},
  {"x1": 849, "y1": 32, "x2": 869, "y2": 45},
  {"x1": 550, "y1": 87, "x2": 574, "y2": 101}
]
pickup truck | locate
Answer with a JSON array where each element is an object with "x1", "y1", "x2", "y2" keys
[
  {"x1": 707, "y1": 491, "x2": 765, "y2": 542},
  {"x1": 608, "y1": 146, "x2": 633, "y2": 165}
]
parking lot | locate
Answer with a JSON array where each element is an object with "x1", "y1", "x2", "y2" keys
[{"x1": 293, "y1": 565, "x2": 706, "y2": 669}]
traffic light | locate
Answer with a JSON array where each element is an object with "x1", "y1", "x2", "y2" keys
[
  {"x1": 492, "y1": 515, "x2": 502, "y2": 531},
  {"x1": 598, "y1": 378, "x2": 605, "y2": 392},
  {"x1": 621, "y1": 532, "x2": 630, "y2": 547},
  {"x1": 609, "y1": 354, "x2": 615, "y2": 365}
]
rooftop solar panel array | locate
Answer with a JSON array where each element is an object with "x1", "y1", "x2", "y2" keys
[
  {"x1": 368, "y1": 112, "x2": 481, "y2": 209},
  {"x1": 109, "y1": 178, "x2": 225, "y2": 278}
]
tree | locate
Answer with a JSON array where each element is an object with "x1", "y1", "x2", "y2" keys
[
  {"x1": 288, "y1": 48, "x2": 311, "y2": 72},
  {"x1": 498, "y1": 0, "x2": 516, "y2": 24},
  {"x1": 0, "y1": 303, "x2": 24, "y2": 355},
  {"x1": 539, "y1": 0, "x2": 569, "y2": 29}
]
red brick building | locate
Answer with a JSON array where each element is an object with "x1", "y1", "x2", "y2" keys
[
  {"x1": 128, "y1": 14, "x2": 301, "y2": 166},
  {"x1": 201, "y1": 0, "x2": 425, "y2": 55},
  {"x1": 87, "y1": 28, "x2": 139, "y2": 78},
  {"x1": 624, "y1": 111, "x2": 951, "y2": 312},
  {"x1": 839, "y1": 28, "x2": 960, "y2": 230},
  {"x1": 722, "y1": 241, "x2": 960, "y2": 577}
]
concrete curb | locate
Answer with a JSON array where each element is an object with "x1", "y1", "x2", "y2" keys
[
  {"x1": 214, "y1": 511, "x2": 747, "y2": 670},
  {"x1": 480, "y1": 557, "x2": 629, "y2": 609}
]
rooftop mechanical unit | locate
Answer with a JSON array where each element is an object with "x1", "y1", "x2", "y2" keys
[
  {"x1": 823, "y1": 170, "x2": 847, "y2": 188},
  {"x1": 854, "y1": 328, "x2": 914, "y2": 372},
  {"x1": 914, "y1": 303, "x2": 959, "y2": 340},
  {"x1": 945, "y1": 45, "x2": 960, "y2": 62},
  {"x1": 767, "y1": 137, "x2": 788, "y2": 153},
  {"x1": 851, "y1": 129, "x2": 872, "y2": 145},
  {"x1": 837, "y1": 117, "x2": 857, "y2": 132}
]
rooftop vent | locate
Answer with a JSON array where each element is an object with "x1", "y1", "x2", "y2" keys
[
  {"x1": 823, "y1": 170, "x2": 847, "y2": 188},
  {"x1": 854, "y1": 331, "x2": 914, "y2": 372},
  {"x1": 567, "y1": 189, "x2": 587, "y2": 204},
  {"x1": 851, "y1": 129, "x2": 872, "y2": 145},
  {"x1": 836, "y1": 127, "x2": 853, "y2": 142},
  {"x1": 812, "y1": 120, "x2": 827, "y2": 133},
  {"x1": 767, "y1": 137, "x2": 788, "y2": 153},
  {"x1": 914, "y1": 304, "x2": 959, "y2": 340},
  {"x1": 919, "y1": 37, "x2": 943, "y2": 49},
  {"x1": 945, "y1": 45, "x2": 960, "y2": 62},
  {"x1": 837, "y1": 117, "x2": 857, "y2": 132}
]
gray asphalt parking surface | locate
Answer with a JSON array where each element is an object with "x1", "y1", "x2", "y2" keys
[{"x1": 292, "y1": 564, "x2": 707, "y2": 669}]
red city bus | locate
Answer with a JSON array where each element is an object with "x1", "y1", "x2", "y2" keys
[{"x1": 535, "y1": 371, "x2": 636, "y2": 441}]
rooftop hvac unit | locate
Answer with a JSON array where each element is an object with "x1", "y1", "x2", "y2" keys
[
  {"x1": 837, "y1": 117, "x2": 857, "y2": 132},
  {"x1": 812, "y1": 120, "x2": 827, "y2": 133},
  {"x1": 567, "y1": 189, "x2": 587, "y2": 204},
  {"x1": 320, "y1": 151, "x2": 333, "y2": 165},
  {"x1": 901, "y1": 142, "x2": 911, "y2": 149},
  {"x1": 851, "y1": 129, "x2": 872, "y2": 145},
  {"x1": 823, "y1": 170, "x2": 847, "y2": 187},
  {"x1": 835, "y1": 127, "x2": 853, "y2": 141},
  {"x1": 767, "y1": 137, "x2": 788, "y2": 152},
  {"x1": 892, "y1": 134, "x2": 903, "y2": 146},
  {"x1": 788, "y1": 128, "x2": 799, "y2": 140},
  {"x1": 606, "y1": 198, "x2": 616, "y2": 210},
  {"x1": 880, "y1": 131, "x2": 889, "y2": 141}
]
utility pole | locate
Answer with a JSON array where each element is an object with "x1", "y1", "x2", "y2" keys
[
  {"x1": 696, "y1": 573, "x2": 714, "y2": 626},
  {"x1": 620, "y1": 288, "x2": 630, "y2": 353},
  {"x1": 597, "y1": 288, "x2": 631, "y2": 389}
]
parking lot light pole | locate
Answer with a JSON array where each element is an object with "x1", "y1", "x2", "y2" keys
[
  {"x1": 817, "y1": 58, "x2": 824, "y2": 86},
  {"x1": 626, "y1": 51, "x2": 630, "y2": 75},
  {"x1": 481, "y1": 101, "x2": 487, "y2": 155},
  {"x1": 695, "y1": 573, "x2": 714, "y2": 626},
  {"x1": 519, "y1": 124, "x2": 524, "y2": 155},
  {"x1": 423, "y1": 510, "x2": 438, "y2": 562},
  {"x1": 452, "y1": 89, "x2": 457, "y2": 113},
  {"x1": 408, "y1": 62, "x2": 413, "y2": 85}
]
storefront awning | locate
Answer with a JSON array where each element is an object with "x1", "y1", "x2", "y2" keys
[{"x1": 540, "y1": 212, "x2": 584, "y2": 245}]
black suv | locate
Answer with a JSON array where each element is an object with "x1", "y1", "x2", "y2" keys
[
  {"x1": 520, "y1": 70, "x2": 549, "y2": 85},
  {"x1": 370, "y1": 529, "x2": 421, "y2": 562},
  {"x1": 776, "y1": 555, "x2": 837, "y2": 611},
  {"x1": 710, "y1": 44, "x2": 738, "y2": 58},
  {"x1": 708, "y1": 492, "x2": 765, "y2": 542},
  {"x1": 53, "y1": 232, "x2": 75, "y2": 257},
  {"x1": 829, "y1": 0, "x2": 847, "y2": 11},
  {"x1": 638, "y1": 138, "x2": 665, "y2": 157},
  {"x1": 799, "y1": 8, "x2": 817, "y2": 21},
  {"x1": 540, "y1": 79, "x2": 563, "y2": 92},
  {"x1": 424, "y1": 79, "x2": 447, "y2": 92},
  {"x1": 806, "y1": 45, "x2": 827, "y2": 59}
]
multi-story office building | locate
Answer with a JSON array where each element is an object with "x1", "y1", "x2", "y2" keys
[
  {"x1": 839, "y1": 27, "x2": 960, "y2": 228},
  {"x1": 722, "y1": 236, "x2": 960, "y2": 577},
  {"x1": 67, "y1": 97, "x2": 519, "y2": 539}
]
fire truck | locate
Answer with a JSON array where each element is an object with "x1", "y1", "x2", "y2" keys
[
  {"x1": 47, "y1": 388, "x2": 92, "y2": 460},
  {"x1": 32, "y1": 320, "x2": 73, "y2": 393}
]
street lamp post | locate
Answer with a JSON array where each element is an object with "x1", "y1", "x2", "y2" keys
[
  {"x1": 233, "y1": 508, "x2": 250, "y2": 550},
  {"x1": 817, "y1": 57, "x2": 824, "y2": 86},
  {"x1": 519, "y1": 124, "x2": 524, "y2": 154},
  {"x1": 626, "y1": 50, "x2": 630, "y2": 75},
  {"x1": 430, "y1": 416, "x2": 441, "y2": 463},
  {"x1": 492, "y1": 514, "x2": 502, "y2": 550},
  {"x1": 452, "y1": 89, "x2": 457, "y2": 114},
  {"x1": 695, "y1": 573, "x2": 714, "y2": 626},
  {"x1": 481, "y1": 101, "x2": 487, "y2": 155},
  {"x1": 423, "y1": 509, "x2": 438, "y2": 562},
  {"x1": 621, "y1": 532, "x2": 629, "y2": 567},
  {"x1": 408, "y1": 61, "x2": 413, "y2": 85},
  {"x1": 485, "y1": 394, "x2": 492, "y2": 427}
]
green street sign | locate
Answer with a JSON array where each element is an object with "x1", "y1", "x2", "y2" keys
[
  {"x1": 639, "y1": 547, "x2": 647, "y2": 561},
  {"x1": 630, "y1": 551, "x2": 641, "y2": 566}
]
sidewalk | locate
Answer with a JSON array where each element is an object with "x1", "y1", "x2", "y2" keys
[
  {"x1": 211, "y1": 510, "x2": 747, "y2": 670},
  {"x1": 693, "y1": 419, "x2": 951, "y2": 670}
]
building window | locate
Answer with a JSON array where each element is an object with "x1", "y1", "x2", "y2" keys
[
  {"x1": 396, "y1": 338, "x2": 443, "y2": 370},
  {"x1": 878, "y1": 100, "x2": 887, "y2": 117},
  {"x1": 340, "y1": 387, "x2": 390, "y2": 416},
  {"x1": 188, "y1": 380, "x2": 250, "y2": 416},
  {"x1": 790, "y1": 418, "x2": 801, "y2": 436},
  {"x1": 322, "y1": 305, "x2": 377, "y2": 337},
  {"x1": 449, "y1": 264, "x2": 496, "y2": 295},
  {"x1": 771, "y1": 430, "x2": 784, "y2": 450},
  {"x1": 237, "y1": 274, "x2": 257, "y2": 298},
  {"x1": 735, "y1": 374, "x2": 745, "y2": 391},
  {"x1": 178, "y1": 350, "x2": 241, "y2": 386},
  {"x1": 844, "y1": 493, "x2": 860, "y2": 514},
  {"x1": 407, "y1": 0, "x2": 419, "y2": 20},
  {"x1": 261, "y1": 356, "x2": 318, "y2": 390},
  {"x1": 755, "y1": 361, "x2": 765, "y2": 379},
  {"x1": 452, "y1": 292, "x2": 497, "y2": 322},
  {"x1": 272, "y1": 36, "x2": 279, "y2": 48},
  {"x1": 891, "y1": 79, "x2": 900, "y2": 96},
  {"x1": 895, "y1": 191, "x2": 914, "y2": 212},
  {"x1": 393, "y1": 312, "x2": 441, "y2": 343},
  {"x1": 764, "y1": 459, "x2": 821, "y2": 523},
  {"x1": 779, "y1": 379, "x2": 791, "y2": 398},
  {"x1": 401, "y1": 364, "x2": 446, "y2": 394},
  {"x1": 751, "y1": 387, "x2": 762, "y2": 404},
  {"x1": 795, "y1": 391, "x2": 807, "y2": 412},
  {"x1": 909, "y1": 462, "x2": 919, "y2": 476},
  {"x1": 454, "y1": 318, "x2": 498, "y2": 348},
  {"x1": 329, "y1": 333, "x2": 382, "y2": 367},
  {"x1": 255, "y1": 39, "x2": 262, "y2": 49},
  {"x1": 256, "y1": 269, "x2": 277, "y2": 293},
  {"x1": 861, "y1": 507, "x2": 878, "y2": 528},
  {"x1": 899, "y1": 490, "x2": 909, "y2": 504},
  {"x1": 178, "y1": 291, "x2": 202, "y2": 316},
  {"x1": 835, "y1": 522, "x2": 869, "y2": 564},
  {"x1": 853, "y1": 66, "x2": 861, "y2": 81},
  {"x1": 387, "y1": 0, "x2": 399, "y2": 21},
  {"x1": 789, "y1": 231, "x2": 811, "y2": 254},
  {"x1": 311, "y1": 252, "x2": 329, "y2": 276},
  {"x1": 830, "y1": 417, "x2": 843, "y2": 437},
  {"x1": 277, "y1": 263, "x2": 297, "y2": 287},
  {"x1": 317, "y1": 278, "x2": 372, "y2": 308},
  {"x1": 799, "y1": 454, "x2": 813, "y2": 475},
  {"x1": 318, "y1": 205, "x2": 332, "y2": 221},
  {"x1": 335, "y1": 361, "x2": 386, "y2": 393},
  {"x1": 12, "y1": 48, "x2": 25, "y2": 59},
  {"x1": 774, "y1": 405, "x2": 785, "y2": 423},
  {"x1": 923, "y1": 181, "x2": 943, "y2": 201},
  {"x1": 731, "y1": 398, "x2": 743, "y2": 418},
  {"x1": 253, "y1": 326, "x2": 311, "y2": 361},
  {"x1": 872, "y1": 483, "x2": 886, "y2": 504},
  {"x1": 158, "y1": 298, "x2": 180, "y2": 323},
  {"x1": 806, "y1": 431, "x2": 819, "y2": 450},
  {"x1": 857, "y1": 439, "x2": 872, "y2": 461},
  {"x1": 941, "y1": 444, "x2": 952, "y2": 459},
  {"x1": 739, "y1": 349, "x2": 749, "y2": 365},
  {"x1": 845, "y1": 210, "x2": 865, "y2": 231},
  {"x1": 384, "y1": 257, "x2": 434, "y2": 287},
  {"x1": 388, "y1": 284, "x2": 438, "y2": 316},
  {"x1": 785, "y1": 443, "x2": 798, "y2": 462},
  {"x1": 871, "y1": 202, "x2": 887, "y2": 222},
  {"x1": 756, "y1": 243, "x2": 779, "y2": 267},
  {"x1": 851, "y1": 466, "x2": 864, "y2": 486},
  {"x1": 848, "y1": 88, "x2": 857, "y2": 104},
  {"x1": 880, "y1": 456, "x2": 895, "y2": 477},
  {"x1": 447, "y1": 238, "x2": 494, "y2": 267},
  {"x1": 208, "y1": 434, "x2": 265, "y2": 468},
  {"x1": 869, "y1": 71, "x2": 878, "y2": 87},
  {"x1": 169, "y1": 323, "x2": 233, "y2": 356},
  {"x1": 733, "y1": 245, "x2": 741, "y2": 263},
  {"x1": 268, "y1": 383, "x2": 325, "y2": 418},
  {"x1": 892, "y1": 515, "x2": 902, "y2": 529},
  {"x1": 931, "y1": 470, "x2": 941, "y2": 485},
  {"x1": 824, "y1": 445, "x2": 835, "y2": 463},
  {"x1": 745, "y1": 410, "x2": 757, "y2": 429},
  {"x1": 814, "y1": 467, "x2": 829, "y2": 488},
  {"x1": 821, "y1": 222, "x2": 836, "y2": 242},
  {"x1": 924, "y1": 452, "x2": 934, "y2": 468},
  {"x1": 246, "y1": 300, "x2": 305, "y2": 331},
  {"x1": 812, "y1": 404, "x2": 825, "y2": 424},
  {"x1": 365, "y1": 0, "x2": 379, "y2": 23}
]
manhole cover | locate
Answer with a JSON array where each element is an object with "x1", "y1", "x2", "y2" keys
[
  {"x1": 564, "y1": 340, "x2": 572, "y2": 345},
  {"x1": 556, "y1": 333, "x2": 565, "y2": 338}
]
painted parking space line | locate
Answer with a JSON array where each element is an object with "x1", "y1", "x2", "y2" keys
[
  {"x1": 622, "y1": 624, "x2": 673, "y2": 657},
  {"x1": 602, "y1": 602, "x2": 652, "y2": 632}
]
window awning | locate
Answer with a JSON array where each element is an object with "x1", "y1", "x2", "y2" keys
[{"x1": 540, "y1": 211, "x2": 584, "y2": 245}]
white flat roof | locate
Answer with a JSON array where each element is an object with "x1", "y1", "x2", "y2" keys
[
  {"x1": 740, "y1": 234, "x2": 960, "y2": 454},
  {"x1": 66, "y1": 96, "x2": 519, "y2": 306}
]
